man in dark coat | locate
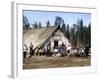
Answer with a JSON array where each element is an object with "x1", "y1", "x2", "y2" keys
[
  {"x1": 29, "y1": 42, "x2": 34, "y2": 58},
  {"x1": 85, "y1": 45, "x2": 89, "y2": 56}
]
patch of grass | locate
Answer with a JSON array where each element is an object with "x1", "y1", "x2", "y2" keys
[{"x1": 23, "y1": 56, "x2": 91, "y2": 69}]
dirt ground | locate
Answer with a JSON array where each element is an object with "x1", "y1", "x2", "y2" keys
[{"x1": 23, "y1": 56, "x2": 91, "y2": 69}]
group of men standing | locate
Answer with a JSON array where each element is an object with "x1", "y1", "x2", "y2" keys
[
  {"x1": 23, "y1": 42, "x2": 33, "y2": 58},
  {"x1": 23, "y1": 42, "x2": 90, "y2": 58}
]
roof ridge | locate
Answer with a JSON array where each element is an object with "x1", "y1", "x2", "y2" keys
[{"x1": 30, "y1": 26, "x2": 56, "y2": 30}]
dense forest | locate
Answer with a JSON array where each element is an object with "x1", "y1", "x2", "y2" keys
[{"x1": 23, "y1": 16, "x2": 91, "y2": 48}]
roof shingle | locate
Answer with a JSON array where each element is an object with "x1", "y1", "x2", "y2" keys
[{"x1": 24, "y1": 27, "x2": 57, "y2": 49}]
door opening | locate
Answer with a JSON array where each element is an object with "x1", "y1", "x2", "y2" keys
[{"x1": 54, "y1": 41, "x2": 58, "y2": 48}]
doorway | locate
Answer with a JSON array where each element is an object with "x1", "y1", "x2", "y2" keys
[{"x1": 54, "y1": 41, "x2": 58, "y2": 48}]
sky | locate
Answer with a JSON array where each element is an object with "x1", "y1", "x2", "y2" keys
[{"x1": 23, "y1": 10, "x2": 91, "y2": 27}]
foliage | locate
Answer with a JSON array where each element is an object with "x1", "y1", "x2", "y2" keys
[
  {"x1": 23, "y1": 16, "x2": 30, "y2": 30},
  {"x1": 46, "y1": 20, "x2": 50, "y2": 27},
  {"x1": 54, "y1": 16, "x2": 64, "y2": 27},
  {"x1": 39, "y1": 22, "x2": 42, "y2": 28},
  {"x1": 23, "y1": 15, "x2": 91, "y2": 48},
  {"x1": 69, "y1": 19, "x2": 91, "y2": 48}
]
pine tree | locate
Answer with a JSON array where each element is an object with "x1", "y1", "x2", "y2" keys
[
  {"x1": 23, "y1": 16, "x2": 30, "y2": 30},
  {"x1": 66, "y1": 24, "x2": 70, "y2": 40},
  {"x1": 62, "y1": 23, "x2": 66, "y2": 33},
  {"x1": 33, "y1": 22, "x2": 38, "y2": 28},
  {"x1": 54, "y1": 16, "x2": 63, "y2": 27},
  {"x1": 39, "y1": 22, "x2": 42, "y2": 28},
  {"x1": 46, "y1": 20, "x2": 50, "y2": 27}
]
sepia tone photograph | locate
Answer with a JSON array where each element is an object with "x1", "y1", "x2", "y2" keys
[{"x1": 23, "y1": 10, "x2": 91, "y2": 69}]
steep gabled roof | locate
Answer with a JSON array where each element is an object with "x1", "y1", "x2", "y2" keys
[{"x1": 24, "y1": 27, "x2": 58, "y2": 49}]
